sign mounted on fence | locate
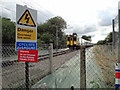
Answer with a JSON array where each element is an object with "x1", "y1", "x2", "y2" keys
[
  {"x1": 115, "y1": 63, "x2": 120, "y2": 89},
  {"x1": 18, "y1": 49, "x2": 38, "y2": 62},
  {"x1": 16, "y1": 4, "x2": 37, "y2": 42},
  {"x1": 17, "y1": 9, "x2": 36, "y2": 27},
  {"x1": 17, "y1": 27, "x2": 36, "y2": 40},
  {"x1": 16, "y1": 42, "x2": 37, "y2": 51},
  {"x1": 16, "y1": 5, "x2": 38, "y2": 89}
]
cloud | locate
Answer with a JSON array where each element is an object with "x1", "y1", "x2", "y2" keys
[
  {"x1": 73, "y1": 24, "x2": 97, "y2": 35},
  {"x1": 37, "y1": 10, "x2": 54, "y2": 24},
  {"x1": 1, "y1": 0, "x2": 54, "y2": 23},
  {"x1": 64, "y1": 24, "x2": 97, "y2": 41},
  {"x1": 97, "y1": 7, "x2": 116, "y2": 26}
]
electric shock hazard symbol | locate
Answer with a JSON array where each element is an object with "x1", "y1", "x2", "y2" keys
[{"x1": 17, "y1": 9, "x2": 36, "y2": 27}]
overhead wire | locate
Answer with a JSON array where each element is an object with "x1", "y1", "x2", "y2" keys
[
  {"x1": 20, "y1": 0, "x2": 55, "y2": 24},
  {"x1": 1, "y1": 0, "x2": 55, "y2": 23},
  {"x1": 21, "y1": 0, "x2": 54, "y2": 18}
]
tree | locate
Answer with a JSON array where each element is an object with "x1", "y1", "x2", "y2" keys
[
  {"x1": 40, "y1": 32, "x2": 54, "y2": 44},
  {"x1": 97, "y1": 40, "x2": 106, "y2": 45},
  {"x1": 104, "y1": 32, "x2": 112, "y2": 43},
  {"x1": 37, "y1": 16, "x2": 67, "y2": 48},
  {"x1": 2, "y1": 18, "x2": 15, "y2": 44},
  {"x1": 81, "y1": 35, "x2": 92, "y2": 42},
  {"x1": 2, "y1": 16, "x2": 67, "y2": 48},
  {"x1": 47, "y1": 16, "x2": 67, "y2": 30},
  {"x1": 97, "y1": 32, "x2": 114, "y2": 45}
]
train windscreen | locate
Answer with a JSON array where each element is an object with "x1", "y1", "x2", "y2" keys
[
  {"x1": 67, "y1": 37, "x2": 70, "y2": 41},
  {"x1": 73, "y1": 36, "x2": 76, "y2": 41}
]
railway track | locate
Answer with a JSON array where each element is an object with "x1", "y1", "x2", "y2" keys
[{"x1": 2, "y1": 49, "x2": 72, "y2": 67}]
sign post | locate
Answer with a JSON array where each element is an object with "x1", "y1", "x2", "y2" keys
[
  {"x1": 25, "y1": 62, "x2": 29, "y2": 89},
  {"x1": 115, "y1": 63, "x2": 120, "y2": 89},
  {"x1": 16, "y1": 4, "x2": 37, "y2": 89}
]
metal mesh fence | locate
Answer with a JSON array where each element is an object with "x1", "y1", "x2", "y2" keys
[
  {"x1": 2, "y1": 44, "x2": 50, "y2": 88},
  {"x1": 2, "y1": 44, "x2": 80, "y2": 89},
  {"x1": 86, "y1": 45, "x2": 117, "y2": 88},
  {"x1": 2, "y1": 44, "x2": 117, "y2": 89},
  {"x1": 113, "y1": 15, "x2": 119, "y2": 50},
  {"x1": 33, "y1": 48, "x2": 80, "y2": 88}
]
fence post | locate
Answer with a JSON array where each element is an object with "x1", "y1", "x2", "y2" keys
[
  {"x1": 115, "y1": 4, "x2": 120, "y2": 89},
  {"x1": 49, "y1": 43, "x2": 53, "y2": 74},
  {"x1": 80, "y1": 46, "x2": 86, "y2": 88},
  {"x1": 118, "y1": 7, "x2": 120, "y2": 63},
  {"x1": 112, "y1": 19, "x2": 115, "y2": 54}
]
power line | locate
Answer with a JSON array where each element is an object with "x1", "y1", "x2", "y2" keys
[
  {"x1": 0, "y1": 6, "x2": 15, "y2": 13},
  {"x1": 21, "y1": 0, "x2": 53, "y2": 17},
  {"x1": 1, "y1": 1, "x2": 55, "y2": 23},
  {"x1": 29, "y1": 0, "x2": 54, "y2": 15}
]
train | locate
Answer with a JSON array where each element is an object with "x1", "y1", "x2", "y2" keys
[
  {"x1": 66, "y1": 33, "x2": 80, "y2": 50},
  {"x1": 66, "y1": 33, "x2": 94, "y2": 50}
]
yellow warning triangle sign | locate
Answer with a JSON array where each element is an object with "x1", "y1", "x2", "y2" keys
[{"x1": 17, "y1": 9, "x2": 36, "y2": 27}]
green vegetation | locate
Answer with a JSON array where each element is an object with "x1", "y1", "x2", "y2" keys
[
  {"x1": 93, "y1": 45, "x2": 117, "y2": 88},
  {"x1": 97, "y1": 32, "x2": 118, "y2": 45},
  {"x1": 81, "y1": 35, "x2": 92, "y2": 42},
  {"x1": 37, "y1": 16, "x2": 67, "y2": 48},
  {"x1": 2, "y1": 18, "x2": 15, "y2": 44},
  {"x1": 90, "y1": 80, "x2": 100, "y2": 88},
  {"x1": 2, "y1": 16, "x2": 67, "y2": 48}
]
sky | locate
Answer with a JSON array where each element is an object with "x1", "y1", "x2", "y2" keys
[{"x1": 0, "y1": 0, "x2": 120, "y2": 43}]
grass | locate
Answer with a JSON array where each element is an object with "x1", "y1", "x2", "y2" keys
[{"x1": 92, "y1": 45, "x2": 118, "y2": 88}]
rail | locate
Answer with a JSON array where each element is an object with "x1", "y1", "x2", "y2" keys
[{"x1": 2, "y1": 49, "x2": 72, "y2": 67}]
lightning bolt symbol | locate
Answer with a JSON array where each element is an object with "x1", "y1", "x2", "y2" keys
[{"x1": 25, "y1": 14, "x2": 30, "y2": 23}]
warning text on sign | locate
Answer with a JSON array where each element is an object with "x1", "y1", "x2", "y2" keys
[
  {"x1": 16, "y1": 42, "x2": 37, "y2": 51},
  {"x1": 18, "y1": 49, "x2": 38, "y2": 62},
  {"x1": 17, "y1": 27, "x2": 36, "y2": 40}
]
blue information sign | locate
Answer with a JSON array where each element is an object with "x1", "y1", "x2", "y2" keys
[
  {"x1": 115, "y1": 84, "x2": 120, "y2": 90},
  {"x1": 16, "y1": 42, "x2": 37, "y2": 51}
]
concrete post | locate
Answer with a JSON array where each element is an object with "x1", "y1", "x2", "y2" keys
[
  {"x1": 49, "y1": 43, "x2": 53, "y2": 74},
  {"x1": 56, "y1": 26, "x2": 58, "y2": 51},
  {"x1": 80, "y1": 46, "x2": 86, "y2": 88}
]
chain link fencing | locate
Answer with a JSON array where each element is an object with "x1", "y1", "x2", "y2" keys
[
  {"x1": 2, "y1": 44, "x2": 80, "y2": 89},
  {"x1": 113, "y1": 15, "x2": 119, "y2": 50},
  {"x1": 33, "y1": 49, "x2": 80, "y2": 88},
  {"x1": 2, "y1": 44, "x2": 50, "y2": 88},
  {"x1": 2, "y1": 43, "x2": 117, "y2": 89},
  {"x1": 86, "y1": 45, "x2": 117, "y2": 88}
]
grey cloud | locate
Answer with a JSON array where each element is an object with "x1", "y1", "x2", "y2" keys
[
  {"x1": 1, "y1": 0, "x2": 54, "y2": 23},
  {"x1": 73, "y1": 24, "x2": 97, "y2": 35},
  {"x1": 97, "y1": 8, "x2": 116, "y2": 26},
  {"x1": 37, "y1": 10, "x2": 54, "y2": 24},
  {"x1": 89, "y1": 34, "x2": 95, "y2": 37},
  {"x1": 2, "y1": 9, "x2": 11, "y2": 18}
]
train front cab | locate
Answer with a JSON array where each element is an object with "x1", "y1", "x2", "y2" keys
[
  {"x1": 69, "y1": 35, "x2": 74, "y2": 50},
  {"x1": 73, "y1": 34, "x2": 77, "y2": 47},
  {"x1": 67, "y1": 35, "x2": 70, "y2": 48}
]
